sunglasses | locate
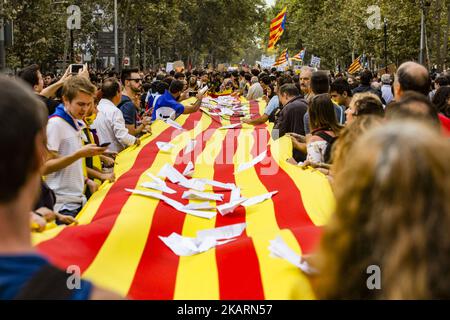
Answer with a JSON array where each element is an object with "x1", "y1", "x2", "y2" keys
[{"x1": 127, "y1": 78, "x2": 142, "y2": 82}]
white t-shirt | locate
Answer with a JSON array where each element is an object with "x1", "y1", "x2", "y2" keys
[
  {"x1": 46, "y1": 117, "x2": 86, "y2": 212},
  {"x1": 93, "y1": 98, "x2": 137, "y2": 153}
]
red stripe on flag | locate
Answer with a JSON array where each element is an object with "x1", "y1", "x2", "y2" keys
[
  {"x1": 270, "y1": 11, "x2": 286, "y2": 26},
  {"x1": 247, "y1": 101, "x2": 320, "y2": 254},
  {"x1": 37, "y1": 112, "x2": 202, "y2": 272},
  {"x1": 126, "y1": 117, "x2": 220, "y2": 299},
  {"x1": 213, "y1": 118, "x2": 265, "y2": 300}
]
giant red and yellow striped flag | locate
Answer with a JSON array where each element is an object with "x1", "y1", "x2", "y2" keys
[
  {"x1": 268, "y1": 7, "x2": 287, "y2": 50},
  {"x1": 33, "y1": 98, "x2": 334, "y2": 300}
]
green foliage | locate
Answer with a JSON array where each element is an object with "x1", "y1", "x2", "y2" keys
[
  {"x1": 3, "y1": 0, "x2": 267, "y2": 70},
  {"x1": 268, "y1": 0, "x2": 450, "y2": 71}
]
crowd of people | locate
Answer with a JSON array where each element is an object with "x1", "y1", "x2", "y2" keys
[{"x1": 0, "y1": 58, "x2": 448, "y2": 299}]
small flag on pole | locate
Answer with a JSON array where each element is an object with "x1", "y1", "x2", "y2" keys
[
  {"x1": 291, "y1": 49, "x2": 305, "y2": 62},
  {"x1": 348, "y1": 55, "x2": 363, "y2": 74},
  {"x1": 273, "y1": 49, "x2": 289, "y2": 67},
  {"x1": 268, "y1": 7, "x2": 287, "y2": 50}
]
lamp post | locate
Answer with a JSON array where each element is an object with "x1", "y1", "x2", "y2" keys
[
  {"x1": 137, "y1": 24, "x2": 144, "y2": 71},
  {"x1": 384, "y1": 18, "x2": 388, "y2": 73},
  {"x1": 114, "y1": 0, "x2": 119, "y2": 72},
  {"x1": 419, "y1": 0, "x2": 425, "y2": 65}
]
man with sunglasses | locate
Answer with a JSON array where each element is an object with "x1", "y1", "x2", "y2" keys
[{"x1": 119, "y1": 68, "x2": 150, "y2": 137}]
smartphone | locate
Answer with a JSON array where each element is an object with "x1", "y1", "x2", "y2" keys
[
  {"x1": 189, "y1": 91, "x2": 198, "y2": 97},
  {"x1": 98, "y1": 142, "x2": 111, "y2": 147},
  {"x1": 70, "y1": 64, "x2": 84, "y2": 74}
]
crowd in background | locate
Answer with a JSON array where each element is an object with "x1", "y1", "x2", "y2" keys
[{"x1": 0, "y1": 59, "x2": 448, "y2": 299}]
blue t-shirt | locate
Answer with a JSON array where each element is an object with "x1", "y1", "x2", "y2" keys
[
  {"x1": 264, "y1": 95, "x2": 280, "y2": 116},
  {"x1": 0, "y1": 254, "x2": 92, "y2": 300},
  {"x1": 151, "y1": 90, "x2": 185, "y2": 121},
  {"x1": 119, "y1": 95, "x2": 137, "y2": 126}
]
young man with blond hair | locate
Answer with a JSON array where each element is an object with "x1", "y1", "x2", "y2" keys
[{"x1": 45, "y1": 76, "x2": 106, "y2": 217}]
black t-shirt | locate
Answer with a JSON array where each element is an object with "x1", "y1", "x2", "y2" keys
[{"x1": 37, "y1": 95, "x2": 60, "y2": 116}]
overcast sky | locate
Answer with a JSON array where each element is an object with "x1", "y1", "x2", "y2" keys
[{"x1": 265, "y1": 0, "x2": 276, "y2": 7}]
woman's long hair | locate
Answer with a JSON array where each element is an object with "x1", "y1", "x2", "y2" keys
[
  {"x1": 314, "y1": 120, "x2": 450, "y2": 299},
  {"x1": 309, "y1": 93, "x2": 343, "y2": 135},
  {"x1": 432, "y1": 86, "x2": 450, "y2": 117},
  {"x1": 331, "y1": 115, "x2": 383, "y2": 175}
]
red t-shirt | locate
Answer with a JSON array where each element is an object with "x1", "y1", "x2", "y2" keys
[{"x1": 439, "y1": 113, "x2": 450, "y2": 137}]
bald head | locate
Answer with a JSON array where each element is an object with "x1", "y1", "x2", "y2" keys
[{"x1": 394, "y1": 62, "x2": 430, "y2": 100}]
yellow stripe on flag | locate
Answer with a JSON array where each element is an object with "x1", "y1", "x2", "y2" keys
[
  {"x1": 81, "y1": 113, "x2": 209, "y2": 297},
  {"x1": 174, "y1": 120, "x2": 230, "y2": 300}
]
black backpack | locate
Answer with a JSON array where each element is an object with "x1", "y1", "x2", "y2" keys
[{"x1": 314, "y1": 131, "x2": 337, "y2": 164}]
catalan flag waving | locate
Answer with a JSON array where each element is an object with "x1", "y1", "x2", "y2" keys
[
  {"x1": 273, "y1": 49, "x2": 289, "y2": 67},
  {"x1": 268, "y1": 7, "x2": 287, "y2": 50},
  {"x1": 348, "y1": 55, "x2": 363, "y2": 74},
  {"x1": 291, "y1": 49, "x2": 305, "y2": 62}
]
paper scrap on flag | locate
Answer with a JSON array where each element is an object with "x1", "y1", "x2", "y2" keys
[
  {"x1": 219, "y1": 108, "x2": 234, "y2": 116},
  {"x1": 268, "y1": 236, "x2": 317, "y2": 275},
  {"x1": 242, "y1": 191, "x2": 278, "y2": 207},
  {"x1": 159, "y1": 223, "x2": 246, "y2": 256},
  {"x1": 182, "y1": 190, "x2": 224, "y2": 201},
  {"x1": 197, "y1": 178, "x2": 236, "y2": 190},
  {"x1": 125, "y1": 189, "x2": 216, "y2": 219},
  {"x1": 141, "y1": 182, "x2": 177, "y2": 194},
  {"x1": 182, "y1": 161, "x2": 194, "y2": 177},
  {"x1": 217, "y1": 198, "x2": 248, "y2": 216},
  {"x1": 165, "y1": 118, "x2": 185, "y2": 131},
  {"x1": 219, "y1": 123, "x2": 241, "y2": 130},
  {"x1": 158, "y1": 164, "x2": 186, "y2": 184},
  {"x1": 183, "y1": 202, "x2": 216, "y2": 210},
  {"x1": 157, "y1": 164, "x2": 205, "y2": 191},
  {"x1": 126, "y1": 188, "x2": 184, "y2": 210},
  {"x1": 235, "y1": 150, "x2": 267, "y2": 174},
  {"x1": 156, "y1": 141, "x2": 175, "y2": 153},
  {"x1": 146, "y1": 172, "x2": 167, "y2": 186},
  {"x1": 230, "y1": 187, "x2": 242, "y2": 202},
  {"x1": 184, "y1": 140, "x2": 197, "y2": 154}
]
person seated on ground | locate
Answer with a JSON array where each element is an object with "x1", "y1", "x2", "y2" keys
[
  {"x1": 243, "y1": 75, "x2": 293, "y2": 126},
  {"x1": 288, "y1": 94, "x2": 342, "y2": 165},
  {"x1": 94, "y1": 77, "x2": 141, "y2": 154},
  {"x1": 272, "y1": 83, "x2": 308, "y2": 162},
  {"x1": 312, "y1": 120, "x2": 450, "y2": 299},
  {"x1": 345, "y1": 92, "x2": 384, "y2": 125},
  {"x1": 386, "y1": 91, "x2": 440, "y2": 130},
  {"x1": 119, "y1": 68, "x2": 151, "y2": 137},
  {"x1": 393, "y1": 61, "x2": 431, "y2": 100},
  {"x1": 431, "y1": 86, "x2": 450, "y2": 135},
  {"x1": 45, "y1": 76, "x2": 107, "y2": 218},
  {"x1": 0, "y1": 76, "x2": 122, "y2": 300},
  {"x1": 152, "y1": 79, "x2": 205, "y2": 121},
  {"x1": 246, "y1": 76, "x2": 264, "y2": 101}
]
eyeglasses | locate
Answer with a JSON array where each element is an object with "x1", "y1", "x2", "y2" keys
[{"x1": 127, "y1": 78, "x2": 142, "y2": 82}]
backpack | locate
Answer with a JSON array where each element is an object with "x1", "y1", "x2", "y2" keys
[{"x1": 314, "y1": 131, "x2": 337, "y2": 164}]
